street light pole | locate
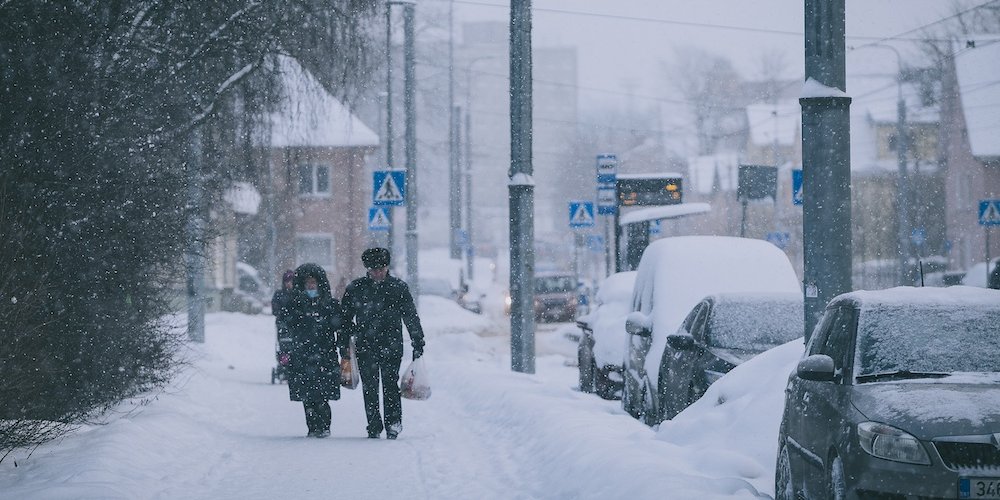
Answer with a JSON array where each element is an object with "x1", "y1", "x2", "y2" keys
[{"x1": 462, "y1": 56, "x2": 497, "y2": 283}]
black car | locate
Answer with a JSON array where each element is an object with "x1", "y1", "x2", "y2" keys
[
  {"x1": 533, "y1": 273, "x2": 578, "y2": 323},
  {"x1": 656, "y1": 292, "x2": 803, "y2": 421},
  {"x1": 776, "y1": 286, "x2": 1000, "y2": 500}
]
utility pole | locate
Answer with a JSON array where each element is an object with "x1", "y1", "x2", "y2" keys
[
  {"x1": 801, "y1": 0, "x2": 852, "y2": 342},
  {"x1": 448, "y1": 0, "x2": 461, "y2": 259},
  {"x1": 464, "y1": 107, "x2": 474, "y2": 281},
  {"x1": 402, "y1": 0, "x2": 419, "y2": 300},
  {"x1": 509, "y1": 0, "x2": 535, "y2": 373},
  {"x1": 894, "y1": 56, "x2": 911, "y2": 286},
  {"x1": 185, "y1": 129, "x2": 205, "y2": 343},
  {"x1": 385, "y1": 3, "x2": 396, "y2": 256}
]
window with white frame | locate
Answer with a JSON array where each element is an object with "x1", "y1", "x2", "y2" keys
[
  {"x1": 298, "y1": 163, "x2": 331, "y2": 196},
  {"x1": 295, "y1": 234, "x2": 334, "y2": 269}
]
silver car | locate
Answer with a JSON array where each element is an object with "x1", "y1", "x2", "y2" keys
[{"x1": 776, "y1": 286, "x2": 1000, "y2": 500}]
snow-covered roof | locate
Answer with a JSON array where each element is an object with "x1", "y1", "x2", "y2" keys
[
  {"x1": 954, "y1": 36, "x2": 1000, "y2": 158},
  {"x1": 619, "y1": 203, "x2": 711, "y2": 225},
  {"x1": 849, "y1": 74, "x2": 939, "y2": 175},
  {"x1": 746, "y1": 101, "x2": 800, "y2": 147},
  {"x1": 223, "y1": 182, "x2": 261, "y2": 215},
  {"x1": 268, "y1": 55, "x2": 379, "y2": 148}
]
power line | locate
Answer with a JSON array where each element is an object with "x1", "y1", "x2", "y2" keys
[
  {"x1": 435, "y1": 0, "x2": 965, "y2": 42},
  {"x1": 851, "y1": 0, "x2": 1000, "y2": 50}
]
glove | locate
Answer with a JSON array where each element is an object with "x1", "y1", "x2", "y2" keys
[{"x1": 412, "y1": 347, "x2": 423, "y2": 361}]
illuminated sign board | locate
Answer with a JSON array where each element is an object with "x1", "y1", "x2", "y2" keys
[{"x1": 616, "y1": 176, "x2": 683, "y2": 207}]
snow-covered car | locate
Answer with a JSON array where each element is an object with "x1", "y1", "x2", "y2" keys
[
  {"x1": 621, "y1": 236, "x2": 800, "y2": 425},
  {"x1": 776, "y1": 286, "x2": 1000, "y2": 500},
  {"x1": 576, "y1": 271, "x2": 636, "y2": 400},
  {"x1": 656, "y1": 292, "x2": 803, "y2": 420}
]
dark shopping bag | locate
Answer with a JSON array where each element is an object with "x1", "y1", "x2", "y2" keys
[
  {"x1": 399, "y1": 357, "x2": 431, "y2": 400},
  {"x1": 341, "y1": 338, "x2": 360, "y2": 389}
]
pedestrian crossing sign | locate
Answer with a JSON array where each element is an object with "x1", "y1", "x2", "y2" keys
[
  {"x1": 373, "y1": 170, "x2": 406, "y2": 206},
  {"x1": 569, "y1": 201, "x2": 595, "y2": 229},
  {"x1": 979, "y1": 199, "x2": 1000, "y2": 226},
  {"x1": 368, "y1": 206, "x2": 391, "y2": 231}
]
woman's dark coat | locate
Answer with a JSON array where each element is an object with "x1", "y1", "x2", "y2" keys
[{"x1": 285, "y1": 263, "x2": 347, "y2": 402}]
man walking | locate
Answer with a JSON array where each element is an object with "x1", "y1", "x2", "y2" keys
[{"x1": 341, "y1": 248, "x2": 425, "y2": 439}]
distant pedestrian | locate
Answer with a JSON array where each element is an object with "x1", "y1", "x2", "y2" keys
[
  {"x1": 285, "y1": 263, "x2": 347, "y2": 438},
  {"x1": 271, "y1": 269, "x2": 296, "y2": 381},
  {"x1": 341, "y1": 248, "x2": 425, "y2": 439}
]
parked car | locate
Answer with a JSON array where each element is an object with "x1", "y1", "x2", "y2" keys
[
  {"x1": 775, "y1": 286, "x2": 1000, "y2": 500},
  {"x1": 534, "y1": 272, "x2": 578, "y2": 323},
  {"x1": 229, "y1": 262, "x2": 271, "y2": 314},
  {"x1": 621, "y1": 236, "x2": 800, "y2": 426},
  {"x1": 577, "y1": 271, "x2": 637, "y2": 400},
  {"x1": 419, "y1": 277, "x2": 458, "y2": 300},
  {"x1": 656, "y1": 292, "x2": 803, "y2": 420}
]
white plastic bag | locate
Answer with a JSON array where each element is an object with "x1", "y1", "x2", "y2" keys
[{"x1": 399, "y1": 357, "x2": 431, "y2": 400}]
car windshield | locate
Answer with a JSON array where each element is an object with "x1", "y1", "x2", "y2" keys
[
  {"x1": 856, "y1": 305, "x2": 1000, "y2": 376},
  {"x1": 536, "y1": 276, "x2": 575, "y2": 294},
  {"x1": 707, "y1": 299, "x2": 803, "y2": 350}
]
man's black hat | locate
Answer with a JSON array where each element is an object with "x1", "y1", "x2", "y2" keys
[{"x1": 362, "y1": 247, "x2": 391, "y2": 269}]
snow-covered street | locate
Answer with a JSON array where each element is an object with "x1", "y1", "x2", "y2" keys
[{"x1": 0, "y1": 296, "x2": 801, "y2": 499}]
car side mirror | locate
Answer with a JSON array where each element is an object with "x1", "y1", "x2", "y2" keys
[
  {"x1": 625, "y1": 318, "x2": 652, "y2": 337},
  {"x1": 666, "y1": 334, "x2": 695, "y2": 351},
  {"x1": 796, "y1": 354, "x2": 836, "y2": 382}
]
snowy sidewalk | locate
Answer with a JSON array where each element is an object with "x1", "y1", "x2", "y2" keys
[{"x1": 0, "y1": 299, "x2": 783, "y2": 499}]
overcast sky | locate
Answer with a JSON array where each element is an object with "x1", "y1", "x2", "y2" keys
[{"x1": 437, "y1": 0, "x2": 982, "y2": 107}]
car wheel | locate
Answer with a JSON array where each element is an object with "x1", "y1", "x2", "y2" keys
[
  {"x1": 578, "y1": 347, "x2": 595, "y2": 394},
  {"x1": 641, "y1": 379, "x2": 660, "y2": 426},
  {"x1": 775, "y1": 443, "x2": 795, "y2": 500},
  {"x1": 687, "y1": 375, "x2": 706, "y2": 406},
  {"x1": 594, "y1": 365, "x2": 614, "y2": 400},
  {"x1": 827, "y1": 455, "x2": 846, "y2": 500}
]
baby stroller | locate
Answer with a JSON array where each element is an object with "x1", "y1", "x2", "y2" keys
[{"x1": 270, "y1": 330, "x2": 293, "y2": 384}]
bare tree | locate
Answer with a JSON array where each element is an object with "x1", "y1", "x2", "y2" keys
[
  {"x1": 0, "y1": 0, "x2": 380, "y2": 459},
  {"x1": 663, "y1": 47, "x2": 746, "y2": 155}
]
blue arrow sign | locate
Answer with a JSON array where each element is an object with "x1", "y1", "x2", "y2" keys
[
  {"x1": 979, "y1": 200, "x2": 1000, "y2": 226},
  {"x1": 569, "y1": 201, "x2": 596, "y2": 229},
  {"x1": 368, "y1": 207, "x2": 391, "y2": 231},
  {"x1": 792, "y1": 169, "x2": 803, "y2": 206},
  {"x1": 373, "y1": 170, "x2": 406, "y2": 206}
]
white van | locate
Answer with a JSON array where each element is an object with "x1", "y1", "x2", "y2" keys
[{"x1": 620, "y1": 236, "x2": 800, "y2": 425}]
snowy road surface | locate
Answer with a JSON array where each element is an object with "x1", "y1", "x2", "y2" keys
[{"x1": 1, "y1": 296, "x2": 792, "y2": 499}]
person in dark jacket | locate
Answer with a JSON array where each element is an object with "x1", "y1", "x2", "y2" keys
[
  {"x1": 341, "y1": 248, "x2": 425, "y2": 440},
  {"x1": 285, "y1": 263, "x2": 347, "y2": 438},
  {"x1": 271, "y1": 270, "x2": 296, "y2": 371}
]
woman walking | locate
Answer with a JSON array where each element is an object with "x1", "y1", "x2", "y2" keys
[{"x1": 285, "y1": 263, "x2": 347, "y2": 438}]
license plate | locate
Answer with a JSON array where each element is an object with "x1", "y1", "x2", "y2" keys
[{"x1": 961, "y1": 478, "x2": 1000, "y2": 499}]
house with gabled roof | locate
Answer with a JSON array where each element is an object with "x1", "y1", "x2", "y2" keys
[
  {"x1": 941, "y1": 36, "x2": 1000, "y2": 273},
  {"x1": 261, "y1": 55, "x2": 379, "y2": 296}
]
